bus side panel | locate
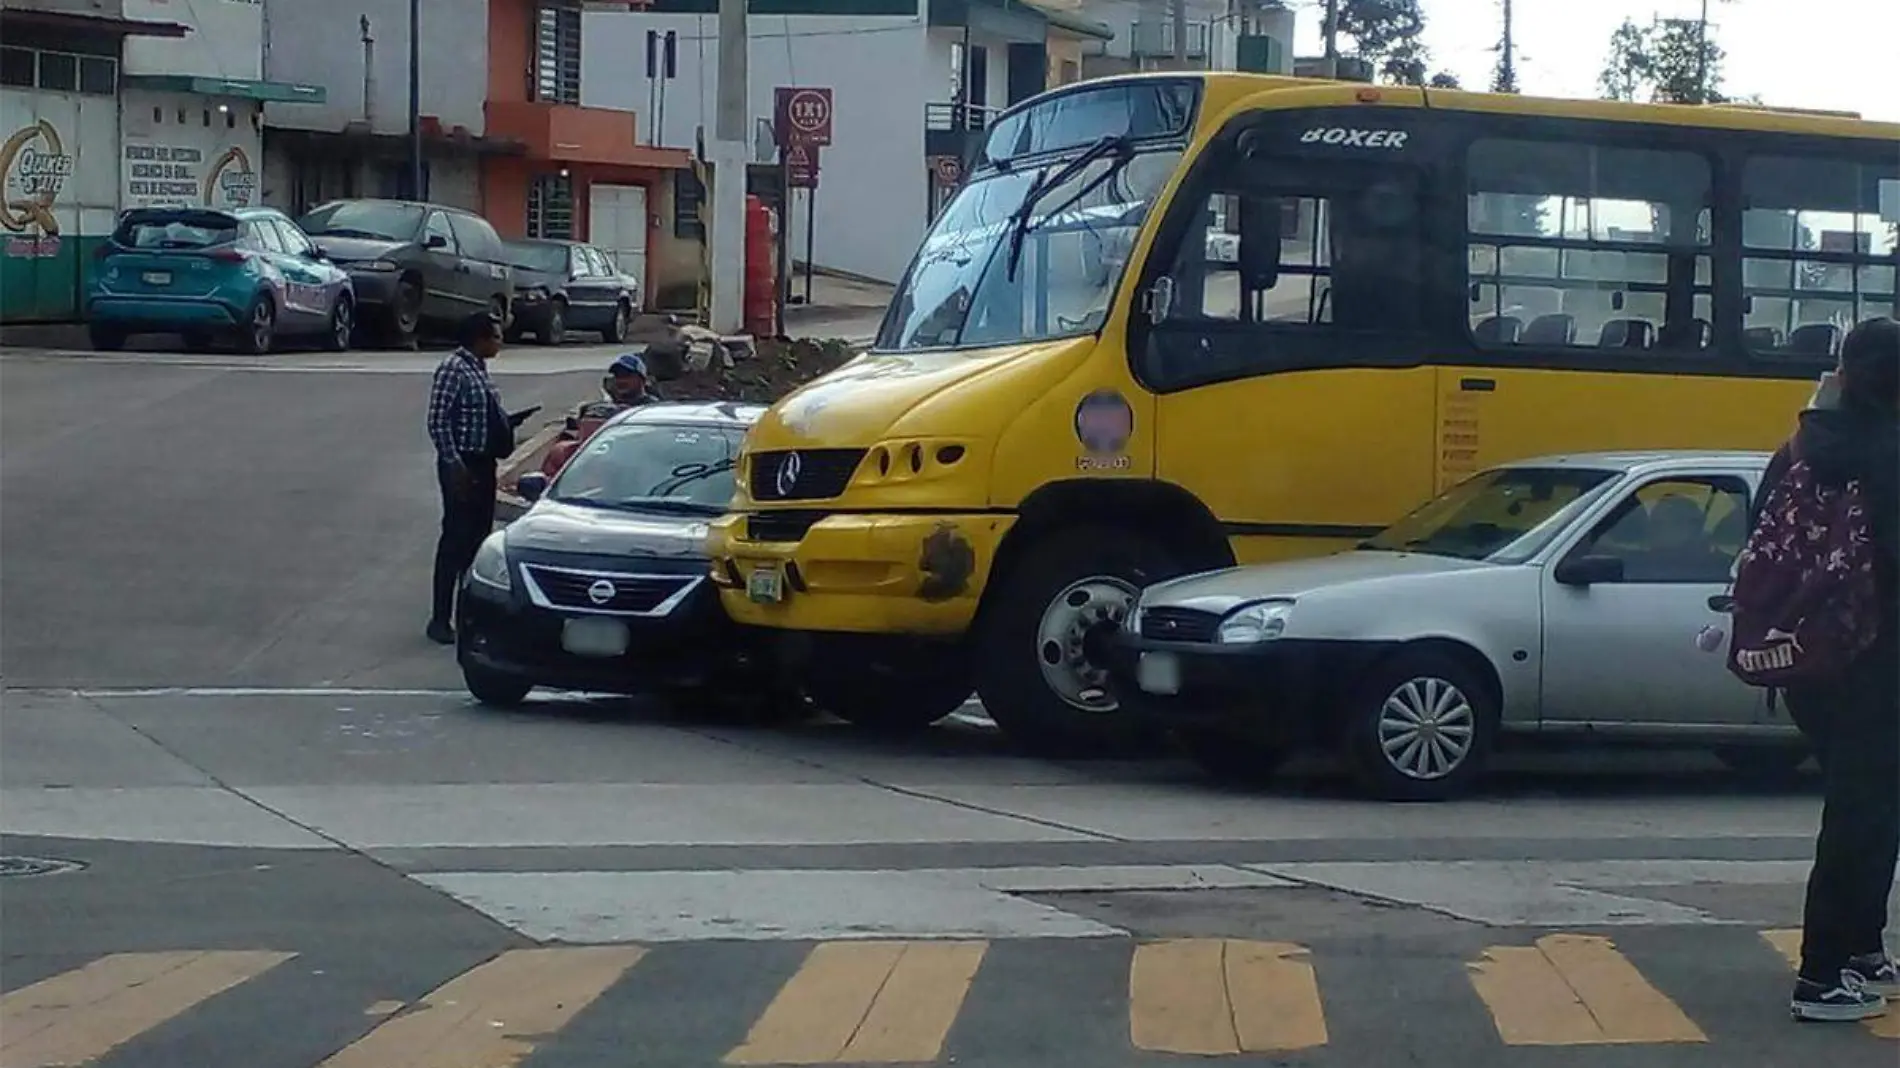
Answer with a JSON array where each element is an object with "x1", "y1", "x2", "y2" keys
[
  {"x1": 1433, "y1": 363, "x2": 1812, "y2": 489},
  {"x1": 1155, "y1": 365, "x2": 1438, "y2": 563}
]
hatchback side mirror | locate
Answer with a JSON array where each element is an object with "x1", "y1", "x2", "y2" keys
[
  {"x1": 1554, "y1": 553, "x2": 1624, "y2": 587},
  {"x1": 424, "y1": 234, "x2": 449, "y2": 250},
  {"x1": 516, "y1": 472, "x2": 548, "y2": 502}
]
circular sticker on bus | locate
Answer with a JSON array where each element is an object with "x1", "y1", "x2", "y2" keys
[{"x1": 1074, "y1": 389, "x2": 1133, "y2": 454}]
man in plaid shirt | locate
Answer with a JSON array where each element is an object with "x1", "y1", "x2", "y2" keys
[{"x1": 426, "y1": 312, "x2": 513, "y2": 643}]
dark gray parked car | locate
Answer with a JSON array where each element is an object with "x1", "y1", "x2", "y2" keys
[
  {"x1": 500, "y1": 238, "x2": 641, "y2": 346},
  {"x1": 297, "y1": 199, "x2": 514, "y2": 347}
]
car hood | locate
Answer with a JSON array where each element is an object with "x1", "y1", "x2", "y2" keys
[
  {"x1": 748, "y1": 337, "x2": 1095, "y2": 448},
  {"x1": 308, "y1": 235, "x2": 407, "y2": 262},
  {"x1": 511, "y1": 266, "x2": 564, "y2": 290},
  {"x1": 1142, "y1": 551, "x2": 1492, "y2": 613},
  {"x1": 504, "y1": 498, "x2": 712, "y2": 559}
]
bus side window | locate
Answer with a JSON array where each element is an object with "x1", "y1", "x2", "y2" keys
[{"x1": 1166, "y1": 191, "x2": 1335, "y2": 326}]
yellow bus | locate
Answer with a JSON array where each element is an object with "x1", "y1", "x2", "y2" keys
[{"x1": 706, "y1": 73, "x2": 1900, "y2": 754}]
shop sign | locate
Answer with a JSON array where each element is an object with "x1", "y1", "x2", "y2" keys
[
  {"x1": 1, "y1": 118, "x2": 71, "y2": 237},
  {"x1": 124, "y1": 139, "x2": 258, "y2": 210}
]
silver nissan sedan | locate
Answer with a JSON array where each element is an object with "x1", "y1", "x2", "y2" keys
[{"x1": 1103, "y1": 450, "x2": 1807, "y2": 801}]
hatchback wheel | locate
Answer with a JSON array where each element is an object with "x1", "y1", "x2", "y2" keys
[
  {"x1": 324, "y1": 296, "x2": 353, "y2": 352},
  {"x1": 236, "y1": 296, "x2": 275, "y2": 355},
  {"x1": 1343, "y1": 649, "x2": 1497, "y2": 801},
  {"x1": 605, "y1": 300, "x2": 630, "y2": 343},
  {"x1": 539, "y1": 299, "x2": 566, "y2": 345}
]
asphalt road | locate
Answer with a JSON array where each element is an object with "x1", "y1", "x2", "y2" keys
[{"x1": 1, "y1": 344, "x2": 1895, "y2": 1067}]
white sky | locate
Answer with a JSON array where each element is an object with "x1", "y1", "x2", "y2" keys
[{"x1": 1284, "y1": 0, "x2": 1900, "y2": 123}]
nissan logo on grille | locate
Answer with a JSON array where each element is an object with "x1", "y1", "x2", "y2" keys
[
  {"x1": 774, "y1": 452, "x2": 803, "y2": 497},
  {"x1": 586, "y1": 579, "x2": 617, "y2": 605}
]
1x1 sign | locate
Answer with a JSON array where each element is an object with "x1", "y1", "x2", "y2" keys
[
  {"x1": 774, "y1": 86, "x2": 833, "y2": 147},
  {"x1": 785, "y1": 143, "x2": 819, "y2": 189}
]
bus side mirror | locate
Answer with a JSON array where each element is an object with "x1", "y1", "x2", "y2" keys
[{"x1": 1238, "y1": 198, "x2": 1280, "y2": 292}]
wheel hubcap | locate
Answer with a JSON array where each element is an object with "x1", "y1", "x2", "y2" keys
[
  {"x1": 1377, "y1": 676, "x2": 1477, "y2": 780},
  {"x1": 1035, "y1": 576, "x2": 1135, "y2": 712},
  {"x1": 253, "y1": 306, "x2": 271, "y2": 348},
  {"x1": 335, "y1": 303, "x2": 352, "y2": 342}
]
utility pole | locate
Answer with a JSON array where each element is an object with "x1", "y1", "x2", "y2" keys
[
  {"x1": 1497, "y1": 0, "x2": 1515, "y2": 92},
  {"x1": 1694, "y1": 0, "x2": 1710, "y2": 103},
  {"x1": 708, "y1": 0, "x2": 748, "y2": 333},
  {"x1": 1323, "y1": 0, "x2": 1338, "y2": 60},
  {"x1": 1171, "y1": 0, "x2": 1187, "y2": 66},
  {"x1": 407, "y1": 0, "x2": 422, "y2": 200}
]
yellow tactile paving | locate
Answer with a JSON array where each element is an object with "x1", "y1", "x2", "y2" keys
[
  {"x1": 724, "y1": 940, "x2": 987, "y2": 1064},
  {"x1": 1128, "y1": 939, "x2": 1327, "y2": 1054},
  {"x1": 1468, "y1": 934, "x2": 1707, "y2": 1045}
]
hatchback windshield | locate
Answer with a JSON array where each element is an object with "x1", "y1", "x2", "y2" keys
[
  {"x1": 115, "y1": 212, "x2": 239, "y2": 250},
  {"x1": 1359, "y1": 467, "x2": 1622, "y2": 562},
  {"x1": 876, "y1": 149, "x2": 1181, "y2": 351},
  {"x1": 298, "y1": 201, "x2": 424, "y2": 242},
  {"x1": 503, "y1": 241, "x2": 570, "y2": 274},
  {"x1": 549, "y1": 422, "x2": 745, "y2": 513}
]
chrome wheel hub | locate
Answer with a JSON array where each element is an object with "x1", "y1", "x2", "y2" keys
[
  {"x1": 1377, "y1": 676, "x2": 1477, "y2": 780},
  {"x1": 1035, "y1": 575, "x2": 1135, "y2": 712}
]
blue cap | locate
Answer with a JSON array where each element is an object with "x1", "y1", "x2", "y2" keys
[{"x1": 609, "y1": 353, "x2": 648, "y2": 377}]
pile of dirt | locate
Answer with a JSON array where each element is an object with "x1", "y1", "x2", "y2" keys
[{"x1": 652, "y1": 335, "x2": 857, "y2": 404}]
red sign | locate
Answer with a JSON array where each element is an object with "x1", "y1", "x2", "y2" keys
[
  {"x1": 930, "y1": 155, "x2": 960, "y2": 186},
  {"x1": 785, "y1": 142, "x2": 819, "y2": 189},
  {"x1": 774, "y1": 86, "x2": 833, "y2": 147}
]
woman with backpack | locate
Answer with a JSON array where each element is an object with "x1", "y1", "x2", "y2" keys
[{"x1": 1759, "y1": 316, "x2": 1900, "y2": 1021}]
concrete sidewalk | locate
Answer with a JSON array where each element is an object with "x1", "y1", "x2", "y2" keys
[{"x1": 783, "y1": 270, "x2": 890, "y2": 345}]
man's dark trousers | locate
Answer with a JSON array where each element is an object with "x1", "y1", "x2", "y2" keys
[{"x1": 431, "y1": 455, "x2": 498, "y2": 628}]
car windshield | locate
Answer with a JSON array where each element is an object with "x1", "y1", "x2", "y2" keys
[
  {"x1": 297, "y1": 201, "x2": 423, "y2": 242},
  {"x1": 1358, "y1": 466, "x2": 1622, "y2": 563},
  {"x1": 549, "y1": 421, "x2": 745, "y2": 514},
  {"x1": 503, "y1": 241, "x2": 569, "y2": 273},
  {"x1": 115, "y1": 212, "x2": 239, "y2": 250},
  {"x1": 875, "y1": 148, "x2": 1181, "y2": 351}
]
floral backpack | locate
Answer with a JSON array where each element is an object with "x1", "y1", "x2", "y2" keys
[{"x1": 1722, "y1": 440, "x2": 1880, "y2": 687}]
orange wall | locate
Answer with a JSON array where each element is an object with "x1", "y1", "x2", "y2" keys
[{"x1": 488, "y1": 0, "x2": 532, "y2": 105}]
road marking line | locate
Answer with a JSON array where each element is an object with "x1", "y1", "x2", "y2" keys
[
  {"x1": 725, "y1": 941, "x2": 986, "y2": 1064},
  {"x1": 0, "y1": 950, "x2": 294, "y2": 1067},
  {"x1": 315, "y1": 946, "x2": 645, "y2": 1068},
  {"x1": 1129, "y1": 939, "x2": 1327, "y2": 1054},
  {"x1": 1468, "y1": 934, "x2": 1706, "y2": 1045},
  {"x1": 1762, "y1": 929, "x2": 1899, "y2": 1038}
]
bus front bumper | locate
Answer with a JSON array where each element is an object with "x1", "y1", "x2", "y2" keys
[{"x1": 707, "y1": 510, "x2": 1015, "y2": 634}]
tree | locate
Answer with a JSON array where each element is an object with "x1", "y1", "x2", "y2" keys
[
  {"x1": 1598, "y1": 10, "x2": 1730, "y2": 104},
  {"x1": 1430, "y1": 71, "x2": 1461, "y2": 89},
  {"x1": 1336, "y1": 0, "x2": 1460, "y2": 88}
]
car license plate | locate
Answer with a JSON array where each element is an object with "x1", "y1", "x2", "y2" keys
[
  {"x1": 1137, "y1": 651, "x2": 1181, "y2": 696},
  {"x1": 141, "y1": 271, "x2": 171, "y2": 286},
  {"x1": 747, "y1": 566, "x2": 784, "y2": 604},
  {"x1": 560, "y1": 616, "x2": 629, "y2": 658}
]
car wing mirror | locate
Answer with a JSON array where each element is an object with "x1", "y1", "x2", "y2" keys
[
  {"x1": 516, "y1": 472, "x2": 548, "y2": 502},
  {"x1": 424, "y1": 234, "x2": 449, "y2": 250},
  {"x1": 1237, "y1": 196, "x2": 1281, "y2": 292},
  {"x1": 1554, "y1": 553, "x2": 1624, "y2": 587}
]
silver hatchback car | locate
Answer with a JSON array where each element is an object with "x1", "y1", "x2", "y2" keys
[{"x1": 1105, "y1": 450, "x2": 1805, "y2": 801}]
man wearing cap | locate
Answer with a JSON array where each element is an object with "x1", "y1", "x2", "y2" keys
[
  {"x1": 606, "y1": 352, "x2": 662, "y2": 407},
  {"x1": 425, "y1": 311, "x2": 514, "y2": 645}
]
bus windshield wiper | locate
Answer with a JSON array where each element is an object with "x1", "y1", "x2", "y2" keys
[{"x1": 1003, "y1": 135, "x2": 1132, "y2": 282}]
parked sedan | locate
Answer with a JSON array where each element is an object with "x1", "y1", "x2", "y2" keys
[
  {"x1": 1106, "y1": 450, "x2": 1800, "y2": 801},
  {"x1": 87, "y1": 207, "x2": 354, "y2": 354},
  {"x1": 297, "y1": 199, "x2": 513, "y2": 347},
  {"x1": 501, "y1": 238, "x2": 640, "y2": 346},
  {"x1": 457, "y1": 402, "x2": 784, "y2": 710}
]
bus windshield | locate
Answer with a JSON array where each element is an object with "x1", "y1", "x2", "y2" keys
[{"x1": 876, "y1": 148, "x2": 1182, "y2": 351}]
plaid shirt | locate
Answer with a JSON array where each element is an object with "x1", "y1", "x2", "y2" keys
[{"x1": 427, "y1": 348, "x2": 503, "y2": 463}]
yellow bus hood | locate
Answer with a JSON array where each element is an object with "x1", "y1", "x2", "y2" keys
[{"x1": 753, "y1": 338, "x2": 1094, "y2": 446}]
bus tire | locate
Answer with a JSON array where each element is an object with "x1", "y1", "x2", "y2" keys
[{"x1": 976, "y1": 525, "x2": 1175, "y2": 757}]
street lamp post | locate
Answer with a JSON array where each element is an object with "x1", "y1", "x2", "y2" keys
[{"x1": 408, "y1": 0, "x2": 423, "y2": 199}]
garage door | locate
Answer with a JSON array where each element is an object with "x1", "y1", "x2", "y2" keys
[{"x1": 588, "y1": 184, "x2": 648, "y2": 304}]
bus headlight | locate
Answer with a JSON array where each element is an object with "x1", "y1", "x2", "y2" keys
[
  {"x1": 1217, "y1": 600, "x2": 1293, "y2": 644},
  {"x1": 469, "y1": 531, "x2": 511, "y2": 590}
]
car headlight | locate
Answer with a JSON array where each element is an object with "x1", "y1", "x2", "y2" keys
[
  {"x1": 469, "y1": 531, "x2": 511, "y2": 590},
  {"x1": 1217, "y1": 600, "x2": 1293, "y2": 644}
]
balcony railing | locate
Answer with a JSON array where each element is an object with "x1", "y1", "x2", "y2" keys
[
  {"x1": 925, "y1": 101, "x2": 1003, "y2": 132},
  {"x1": 1129, "y1": 20, "x2": 1209, "y2": 58}
]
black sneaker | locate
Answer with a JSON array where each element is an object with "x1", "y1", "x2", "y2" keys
[
  {"x1": 1791, "y1": 972, "x2": 1887, "y2": 1022},
  {"x1": 425, "y1": 619, "x2": 456, "y2": 645},
  {"x1": 1846, "y1": 952, "x2": 1900, "y2": 999}
]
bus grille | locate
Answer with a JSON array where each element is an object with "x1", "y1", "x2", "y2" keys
[
  {"x1": 746, "y1": 511, "x2": 825, "y2": 543},
  {"x1": 748, "y1": 449, "x2": 865, "y2": 502}
]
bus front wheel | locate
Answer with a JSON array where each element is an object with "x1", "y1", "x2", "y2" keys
[{"x1": 976, "y1": 525, "x2": 1176, "y2": 757}]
